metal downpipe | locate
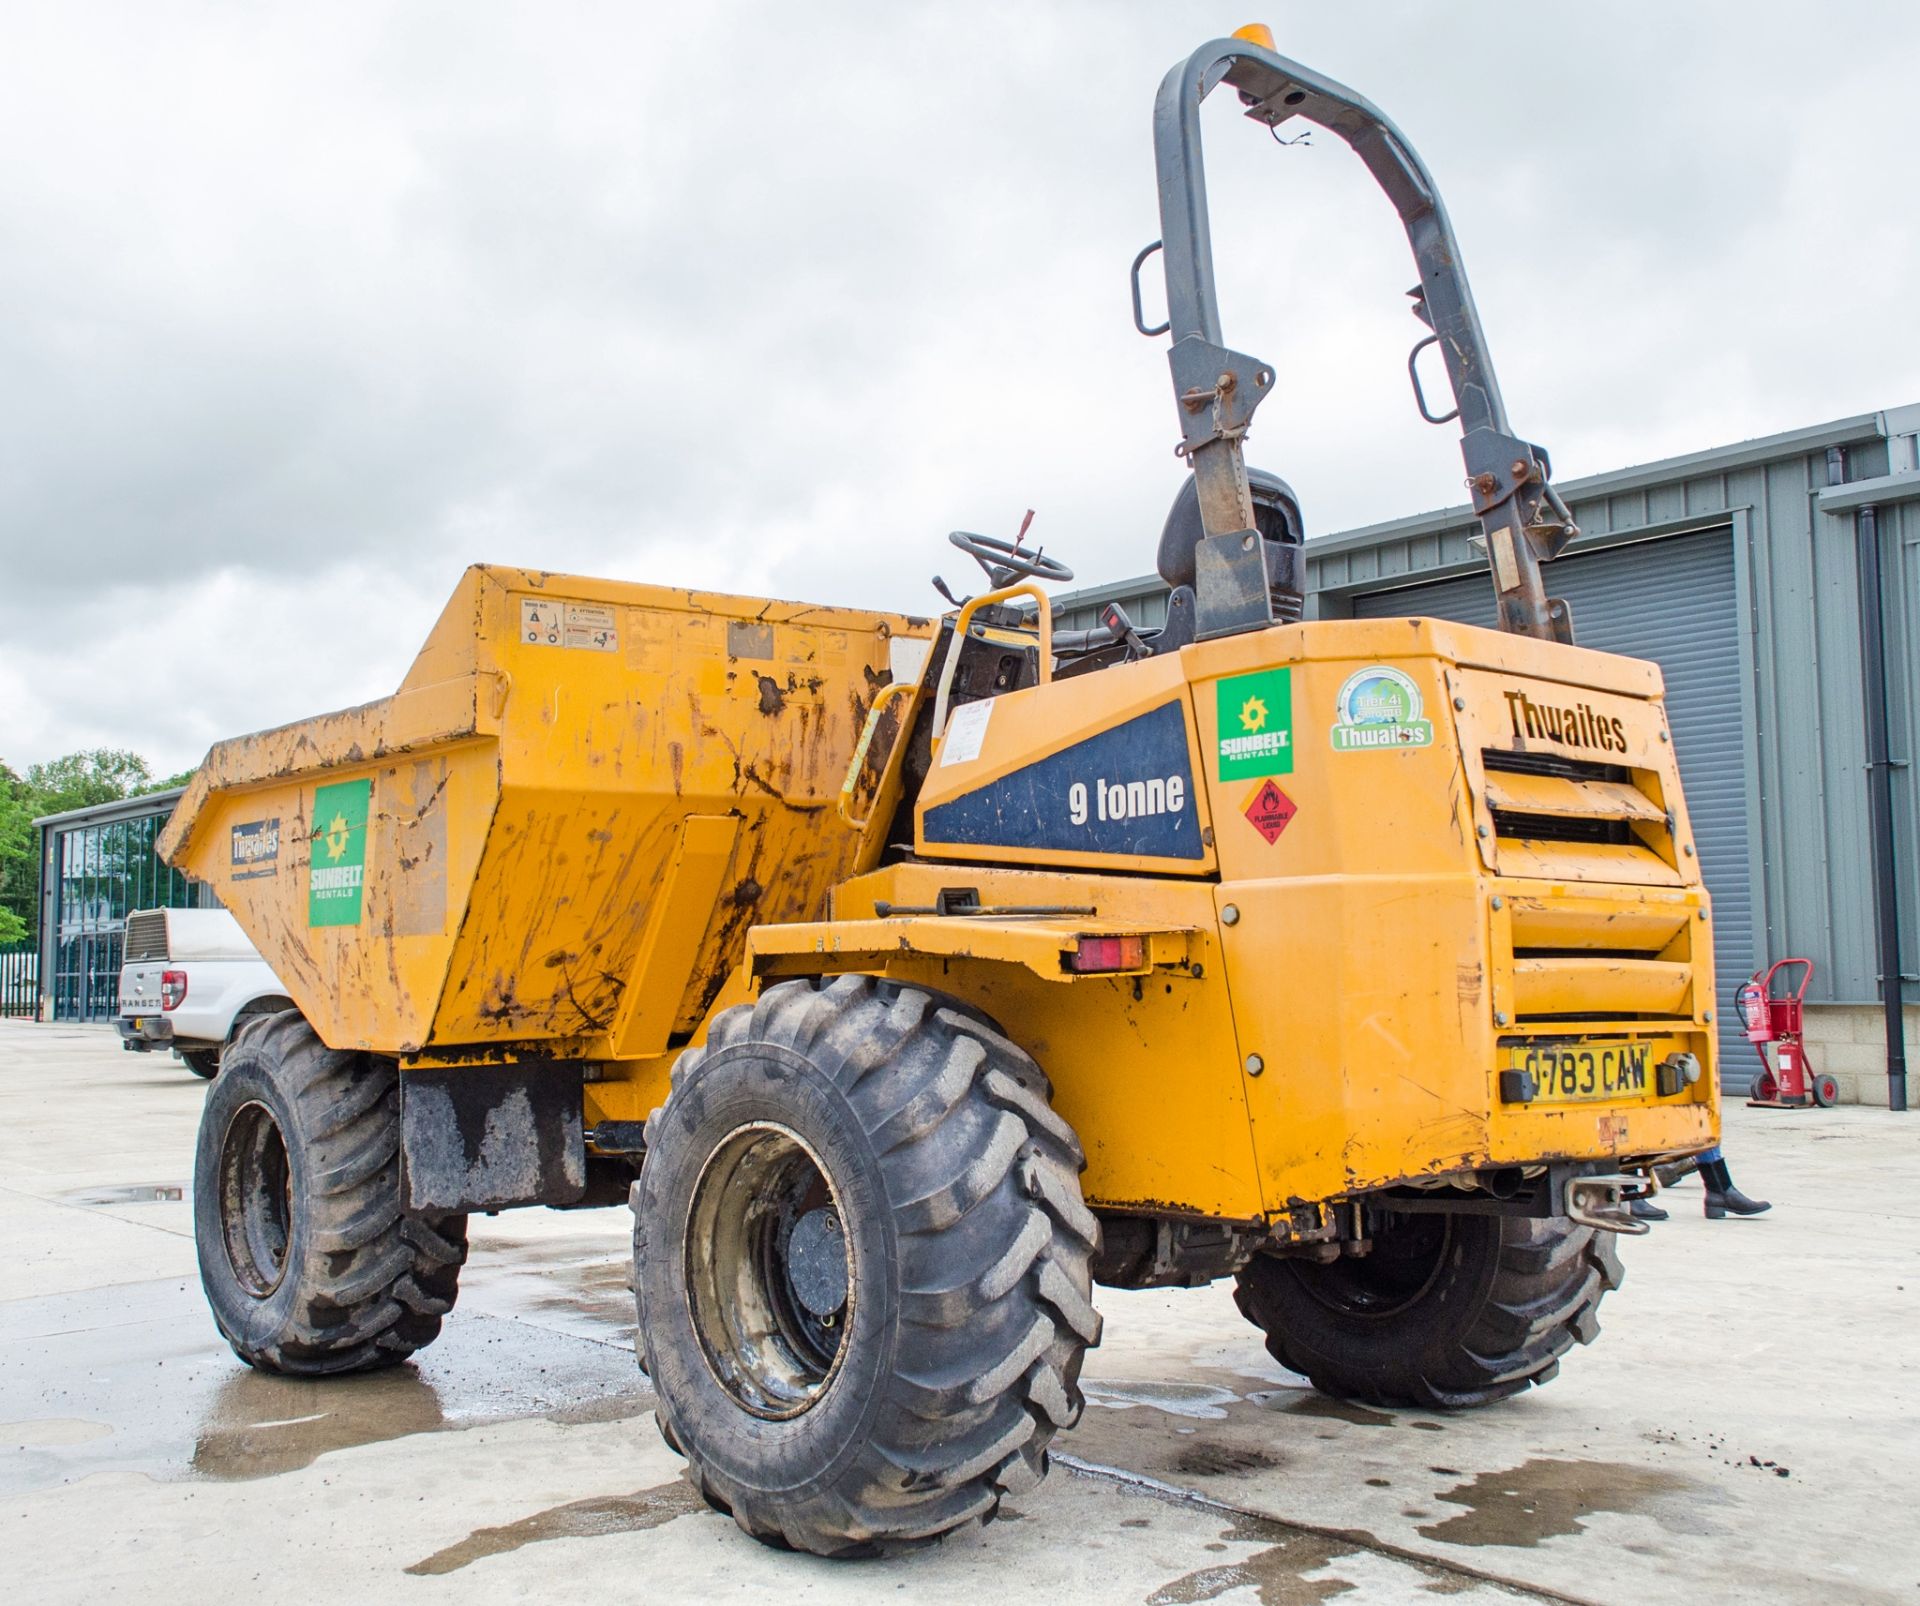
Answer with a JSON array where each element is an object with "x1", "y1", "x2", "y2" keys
[
  {"x1": 1856, "y1": 499, "x2": 1910, "y2": 1112},
  {"x1": 1831, "y1": 445, "x2": 1909, "y2": 1112}
]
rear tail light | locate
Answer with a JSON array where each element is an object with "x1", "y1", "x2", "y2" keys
[
  {"x1": 160, "y1": 971, "x2": 188, "y2": 1010},
  {"x1": 1067, "y1": 935, "x2": 1147, "y2": 974}
]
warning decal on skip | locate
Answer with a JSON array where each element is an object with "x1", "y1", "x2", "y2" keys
[{"x1": 519, "y1": 597, "x2": 619, "y2": 652}]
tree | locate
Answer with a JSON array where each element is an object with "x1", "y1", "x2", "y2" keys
[
  {"x1": 0, "y1": 749, "x2": 187, "y2": 947},
  {"x1": 24, "y1": 749, "x2": 154, "y2": 816},
  {"x1": 0, "y1": 765, "x2": 29, "y2": 946}
]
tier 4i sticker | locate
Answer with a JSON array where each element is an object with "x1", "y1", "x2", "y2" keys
[
  {"x1": 1215, "y1": 667, "x2": 1293, "y2": 780},
  {"x1": 1242, "y1": 779, "x2": 1296, "y2": 845},
  {"x1": 1331, "y1": 665, "x2": 1433, "y2": 751}
]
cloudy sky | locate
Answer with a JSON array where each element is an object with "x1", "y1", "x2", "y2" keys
[{"x1": 4, "y1": 1, "x2": 1917, "y2": 777}]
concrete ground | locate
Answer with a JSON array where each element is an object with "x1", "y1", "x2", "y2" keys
[{"x1": 3, "y1": 1022, "x2": 1915, "y2": 1605}]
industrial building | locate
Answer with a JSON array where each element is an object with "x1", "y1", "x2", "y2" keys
[
  {"x1": 1059, "y1": 407, "x2": 1918, "y2": 1104},
  {"x1": 28, "y1": 787, "x2": 201, "y2": 1022}
]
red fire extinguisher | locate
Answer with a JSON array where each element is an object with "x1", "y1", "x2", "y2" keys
[{"x1": 1737, "y1": 958, "x2": 1839, "y2": 1108}]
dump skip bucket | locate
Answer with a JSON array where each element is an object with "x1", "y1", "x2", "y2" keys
[{"x1": 161, "y1": 564, "x2": 929, "y2": 1057}]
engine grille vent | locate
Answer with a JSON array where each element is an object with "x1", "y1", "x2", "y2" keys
[
  {"x1": 1482, "y1": 749, "x2": 1630, "y2": 784},
  {"x1": 1490, "y1": 810, "x2": 1633, "y2": 847}
]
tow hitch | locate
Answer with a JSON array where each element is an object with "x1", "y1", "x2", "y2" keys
[{"x1": 1565, "y1": 1172, "x2": 1661, "y2": 1236}]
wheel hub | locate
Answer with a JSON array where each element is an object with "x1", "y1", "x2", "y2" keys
[
  {"x1": 217, "y1": 1100, "x2": 293, "y2": 1298},
  {"x1": 684, "y1": 1122, "x2": 854, "y2": 1419},
  {"x1": 786, "y1": 1206, "x2": 849, "y2": 1317}
]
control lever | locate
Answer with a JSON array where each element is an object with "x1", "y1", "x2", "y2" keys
[{"x1": 1102, "y1": 602, "x2": 1151, "y2": 658}]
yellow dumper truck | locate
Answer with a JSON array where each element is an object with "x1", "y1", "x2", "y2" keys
[{"x1": 161, "y1": 29, "x2": 1717, "y2": 1557}]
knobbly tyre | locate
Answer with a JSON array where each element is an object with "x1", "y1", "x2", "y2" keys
[{"x1": 159, "y1": 27, "x2": 1719, "y2": 1557}]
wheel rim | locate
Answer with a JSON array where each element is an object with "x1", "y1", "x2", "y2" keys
[
  {"x1": 684, "y1": 1121, "x2": 854, "y2": 1419},
  {"x1": 1297, "y1": 1212, "x2": 1449, "y2": 1319},
  {"x1": 217, "y1": 1100, "x2": 293, "y2": 1298}
]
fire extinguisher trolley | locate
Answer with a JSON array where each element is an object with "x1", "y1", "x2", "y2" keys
[{"x1": 1738, "y1": 959, "x2": 1840, "y2": 1108}]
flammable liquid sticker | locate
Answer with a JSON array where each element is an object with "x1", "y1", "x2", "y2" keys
[
  {"x1": 1330, "y1": 664, "x2": 1433, "y2": 751},
  {"x1": 1241, "y1": 779, "x2": 1296, "y2": 845},
  {"x1": 309, "y1": 778, "x2": 371, "y2": 927},
  {"x1": 1214, "y1": 667, "x2": 1293, "y2": 781}
]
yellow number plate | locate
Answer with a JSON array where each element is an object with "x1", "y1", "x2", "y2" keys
[{"x1": 1508, "y1": 1040, "x2": 1655, "y2": 1103}]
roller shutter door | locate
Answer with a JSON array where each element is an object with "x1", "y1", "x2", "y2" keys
[{"x1": 1351, "y1": 528, "x2": 1756, "y2": 1090}]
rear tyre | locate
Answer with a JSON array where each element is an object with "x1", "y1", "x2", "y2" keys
[
  {"x1": 1234, "y1": 1212, "x2": 1622, "y2": 1410},
  {"x1": 180, "y1": 1048, "x2": 220, "y2": 1080},
  {"x1": 193, "y1": 1010, "x2": 468, "y2": 1375},
  {"x1": 632, "y1": 976, "x2": 1100, "y2": 1557},
  {"x1": 1811, "y1": 1073, "x2": 1839, "y2": 1108}
]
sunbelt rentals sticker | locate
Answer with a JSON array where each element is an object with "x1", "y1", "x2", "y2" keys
[
  {"x1": 309, "y1": 778, "x2": 371, "y2": 927},
  {"x1": 1331, "y1": 665, "x2": 1433, "y2": 751},
  {"x1": 1215, "y1": 668, "x2": 1293, "y2": 780}
]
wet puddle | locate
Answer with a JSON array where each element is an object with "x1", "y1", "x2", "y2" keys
[
  {"x1": 57, "y1": 1182, "x2": 186, "y2": 1205},
  {"x1": 1145, "y1": 1510, "x2": 1479, "y2": 1604},
  {"x1": 1418, "y1": 1458, "x2": 1716, "y2": 1548},
  {"x1": 1075, "y1": 1372, "x2": 1465, "y2": 1497},
  {"x1": 453, "y1": 1231, "x2": 639, "y2": 1349},
  {"x1": 1262, "y1": 1393, "x2": 1397, "y2": 1429},
  {"x1": 0, "y1": 1234, "x2": 651, "y2": 1496},
  {"x1": 405, "y1": 1480, "x2": 709, "y2": 1575},
  {"x1": 1083, "y1": 1381, "x2": 1243, "y2": 1420}
]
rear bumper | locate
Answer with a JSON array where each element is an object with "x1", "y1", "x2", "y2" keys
[{"x1": 116, "y1": 1014, "x2": 173, "y2": 1050}]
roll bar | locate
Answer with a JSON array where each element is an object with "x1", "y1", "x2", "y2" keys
[{"x1": 1146, "y1": 33, "x2": 1577, "y2": 642}]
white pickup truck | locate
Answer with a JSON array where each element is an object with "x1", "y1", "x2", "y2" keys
[{"x1": 116, "y1": 908, "x2": 293, "y2": 1079}]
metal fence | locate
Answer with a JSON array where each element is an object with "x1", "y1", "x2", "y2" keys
[{"x1": 0, "y1": 943, "x2": 37, "y2": 1020}]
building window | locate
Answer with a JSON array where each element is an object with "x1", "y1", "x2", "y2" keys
[{"x1": 47, "y1": 806, "x2": 201, "y2": 1023}]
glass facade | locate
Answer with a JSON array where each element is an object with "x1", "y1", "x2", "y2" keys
[{"x1": 44, "y1": 799, "x2": 205, "y2": 1022}]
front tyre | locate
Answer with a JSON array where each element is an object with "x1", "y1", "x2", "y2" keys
[
  {"x1": 632, "y1": 977, "x2": 1100, "y2": 1557},
  {"x1": 193, "y1": 1011, "x2": 468, "y2": 1375},
  {"x1": 1234, "y1": 1212, "x2": 1622, "y2": 1410}
]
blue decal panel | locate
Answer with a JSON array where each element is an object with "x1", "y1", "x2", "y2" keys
[{"x1": 922, "y1": 701, "x2": 1204, "y2": 861}]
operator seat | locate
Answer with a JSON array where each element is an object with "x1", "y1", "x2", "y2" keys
[
  {"x1": 1154, "y1": 466, "x2": 1307, "y2": 627},
  {"x1": 1050, "y1": 468, "x2": 1307, "y2": 672}
]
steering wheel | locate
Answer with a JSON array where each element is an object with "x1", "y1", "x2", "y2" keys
[{"x1": 948, "y1": 530, "x2": 1074, "y2": 586}]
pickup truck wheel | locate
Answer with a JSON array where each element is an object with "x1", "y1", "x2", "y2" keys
[
  {"x1": 193, "y1": 1011, "x2": 468, "y2": 1375},
  {"x1": 1233, "y1": 1212, "x2": 1622, "y2": 1409},
  {"x1": 180, "y1": 1048, "x2": 220, "y2": 1080},
  {"x1": 632, "y1": 976, "x2": 1100, "y2": 1557}
]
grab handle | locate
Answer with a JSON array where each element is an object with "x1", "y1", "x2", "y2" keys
[
  {"x1": 838, "y1": 681, "x2": 918, "y2": 831},
  {"x1": 930, "y1": 582, "x2": 1053, "y2": 754}
]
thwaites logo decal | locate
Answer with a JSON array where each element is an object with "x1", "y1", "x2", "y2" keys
[
  {"x1": 1214, "y1": 668, "x2": 1293, "y2": 781},
  {"x1": 1242, "y1": 780, "x2": 1296, "y2": 845},
  {"x1": 309, "y1": 779, "x2": 371, "y2": 927},
  {"x1": 1501, "y1": 687, "x2": 1629, "y2": 754},
  {"x1": 230, "y1": 818, "x2": 280, "y2": 881},
  {"x1": 922, "y1": 701, "x2": 1204, "y2": 861},
  {"x1": 1331, "y1": 665, "x2": 1433, "y2": 751}
]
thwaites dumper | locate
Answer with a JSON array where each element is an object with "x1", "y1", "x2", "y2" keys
[{"x1": 162, "y1": 28, "x2": 1719, "y2": 1556}]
